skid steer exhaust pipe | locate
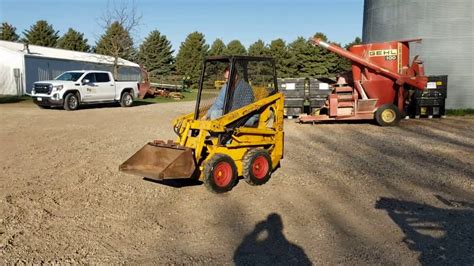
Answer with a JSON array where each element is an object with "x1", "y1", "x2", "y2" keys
[{"x1": 119, "y1": 141, "x2": 196, "y2": 181}]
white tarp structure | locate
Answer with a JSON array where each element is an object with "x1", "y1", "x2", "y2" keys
[
  {"x1": 0, "y1": 45, "x2": 24, "y2": 95},
  {"x1": 0, "y1": 40, "x2": 141, "y2": 96}
]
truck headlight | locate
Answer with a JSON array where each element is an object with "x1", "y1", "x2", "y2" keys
[{"x1": 53, "y1": 85, "x2": 64, "y2": 91}]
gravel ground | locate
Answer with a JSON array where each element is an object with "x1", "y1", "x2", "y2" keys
[{"x1": 0, "y1": 100, "x2": 473, "y2": 265}]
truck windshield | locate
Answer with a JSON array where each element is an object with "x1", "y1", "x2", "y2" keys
[{"x1": 55, "y1": 72, "x2": 84, "y2": 81}]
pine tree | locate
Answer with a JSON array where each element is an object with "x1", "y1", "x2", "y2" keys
[
  {"x1": 0, "y1": 22, "x2": 19, "y2": 41},
  {"x1": 313, "y1": 32, "x2": 329, "y2": 42},
  {"x1": 129, "y1": 47, "x2": 139, "y2": 64},
  {"x1": 344, "y1": 37, "x2": 362, "y2": 49},
  {"x1": 314, "y1": 33, "x2": 341, "y2": 76},
  {"x1": 224, "y1": 40, "x2": 246, "y2": 55},
  {"x1": 269, "y1": 38, "x2": 290, "y2": 77},
  {"x1": 248, "y1": 40, "x2": 269, "y2": 56},
  {"x1": 332, "y1": 37, "x2": 363, "y2": 75},
  {"x1": 208, "y1": 38, "x2": 226, "y2": 56},
  {"x1": 286, "y1": 33, "x2": 344, "y2": 78},
  {"x1": 22, "y1": 20, "x2": 59, "y2": 47},
  {"x1": 56, "y1": 28, "x2": 90, "y2": 52},
  {"x1": 175, "y1": 31, "x2": 209, "y2": 87},
  {"x1": 286, "y1": 37, "x2": 312, "y2": 77},
  {"x1": 247, "y1": 40, "x2": 273, "y2": 78},
  {"x1": 310, "y1": 32, "x2": 341, "y2": 76},
  {"x1": 95, "y1": 21, "x2": 134, "y2": 78},
  {"x1": 138, "y1": 30, "x2": 174, "y2": 77}
]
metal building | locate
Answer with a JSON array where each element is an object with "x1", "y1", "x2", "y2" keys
[
  {"x1": 0, "y1": 40, "x2": 141, "y2": 96},
  {"x1": 362, "y1": 0, "x2": 474, "y2": 108}
]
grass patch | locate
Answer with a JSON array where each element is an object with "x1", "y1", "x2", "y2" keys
[
  {"x1": 0, "y1": 95, "x2": 33, "y2": 104},
  {"x1": 135, "y1": 89, "x2": 198, "y2": 104},
  {"x1": 445, "y1": 109, "x2": 474, "y2": 116}
]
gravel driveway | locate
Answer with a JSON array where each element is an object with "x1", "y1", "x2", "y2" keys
[{"x1": 1, "y1": 101, "x2": 473, "y2": 264}]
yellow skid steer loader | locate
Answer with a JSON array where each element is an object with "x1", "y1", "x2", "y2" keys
[{"x1": 120, "y1": 56, "x2": 284, "y2": 193}]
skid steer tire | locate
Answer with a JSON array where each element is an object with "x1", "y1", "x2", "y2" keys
[
  {"x1": 243, "y1": 149, "x2": 272, "y2": 186},
  {"x1": 375, "y1": 104, "x2": 400, "y2": 126},
  {"x1": 204, "y1": 154, "x2": 237, "y2": 193}
]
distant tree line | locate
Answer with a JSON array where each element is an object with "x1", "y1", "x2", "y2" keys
[{"x1": 0, "y1": 20, "x2": 361, "y2": 85}]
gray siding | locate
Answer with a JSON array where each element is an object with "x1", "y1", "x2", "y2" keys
[
  {"x1": 363, "y1": 0, "x2": 474, "y2": 108},
  {"x1": 24, "y1": 56, "x2": 140, "y2": 93}
]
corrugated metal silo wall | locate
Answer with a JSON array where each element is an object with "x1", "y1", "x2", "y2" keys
[{"x1": 363, "y1": 0, "x2": 474, "y2": 109}]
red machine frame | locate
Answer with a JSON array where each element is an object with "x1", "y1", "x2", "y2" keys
[{"x1": 299, "y1": 38, "x2": 428, "y2": 126}]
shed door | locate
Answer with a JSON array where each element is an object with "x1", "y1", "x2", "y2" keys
[{"x1": 25, "y1": 57, "x2": 52, "y2": 94}]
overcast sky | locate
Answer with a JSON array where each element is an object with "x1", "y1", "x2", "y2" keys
[{"x1": 0, "y1": 0, "x2": 363, "y2": 50}]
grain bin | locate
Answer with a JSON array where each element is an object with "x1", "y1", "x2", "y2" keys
[{"x1": 362, "y1": 0, "x2": 473, "y2": 108}]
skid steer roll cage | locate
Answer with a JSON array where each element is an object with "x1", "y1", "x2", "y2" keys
[
  {"x1": 194, "y1": 56, "x2": 279, "y2": 120},
  {"x1": 172, "y1": 56, "x2": 284, "y2": 167}
]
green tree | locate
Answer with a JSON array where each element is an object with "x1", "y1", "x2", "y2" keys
[
  {"x1": 286, "y1": 37, "x2": 311, "y2": 77},
  {"x1": 333, "y1": 36, "x2": 362, "y2": 74},
  {"x1": 175, "y1": 31, "x2": 209, "y2": 87},
  {"x1": 324, "y1": 42, "x2": 347, "y2": 75},
  {"x1": 208, "y1": 38, "x2": 226, "y2": 56},
  {"x1": 287, "y1": 35, "x2": 337, "y2": 77},
  {"x1": 269, "y1": 38, "x2": 290, "y2": 77},
  {"x1": 313, "y1": 32, "x2": 329, "y2": 42},
  {"x1": 56, "y1": 28, "x2": 90, "y2": 52},
  {"x1": 22, "y1": 20, "x2": 59, "y2": 47},
  {"x1": 95, "y1": 21, "x2": 134, "y2": 78},
  {"x1": 138, "y1": 30, "x2": 174, "y2": 77},
  {"x1": 345, "y1": 37, "x2": 362, "y2": 49},
  {"x1": 311, "y1": 32, "x2": 340, "y2": 76},
  {"x1": 0, "y1": 22, "x2": 19, "y2": 41},
  {"x1": 224, "y1": 40, "x2": 246, "y2": 55},
  {"x1": 248, "y1": 40, "x2": 269, "y2": 56}
]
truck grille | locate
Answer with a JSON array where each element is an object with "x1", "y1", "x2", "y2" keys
[{"x1": 34, "y1": 84, "x2": 52, "y2": 94}]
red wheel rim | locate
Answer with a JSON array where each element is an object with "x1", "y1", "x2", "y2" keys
[
  {"x1": 252, "y1": 155, "x2": 269, "y2": 179},
  {"x1": 213, "y1": 162, "x2": 232, "y2": 187}
]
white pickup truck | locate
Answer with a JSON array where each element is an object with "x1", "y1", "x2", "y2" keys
[{"x1": 30, "y1": 70, "x2": 139, "y2": 110}]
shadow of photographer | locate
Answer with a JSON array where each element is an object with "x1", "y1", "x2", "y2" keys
[
  {"x1": 376, "y1": 195, "x2": 474, "y2": 265},
  {"x1": 233, "y1": 213, "x2": 312, "y2": 265}
]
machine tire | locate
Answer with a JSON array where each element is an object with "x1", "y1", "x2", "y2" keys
[
  {"x1": 243, "y1": 149, "x2": 272, "y2": 186},
  {"x1": 375, "y1": 104, "x2": 401, "y2": 126},
  {"x1": 120, "y1": 91, "x2": 133, "y2": 107},
  {"x1": 64, "y1": 93, "x2": 79, "y2": 111},
  {"x1": 203, "y1": 154, "x2": 237, "y2": 193}
]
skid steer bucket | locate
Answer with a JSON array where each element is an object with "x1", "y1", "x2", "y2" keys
[{"x1": 119, "y1": 142, "x2": 196, "y2": 181}]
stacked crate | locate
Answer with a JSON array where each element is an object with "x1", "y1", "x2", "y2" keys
[
  {"x1": 409, "y1": 75, "x2": 448, "y2": 118},
  {"x1": 308, "y1": 78, "x2": 331, "y2": 114},
  {"x1": 278, "y1": 78, "x2": 306, "y2": 118}
]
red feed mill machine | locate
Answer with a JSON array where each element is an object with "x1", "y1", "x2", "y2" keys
[{"x1": 299, "y1": 38, "x2": 428, "y2": 126}]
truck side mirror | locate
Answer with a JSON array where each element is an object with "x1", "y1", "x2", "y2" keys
[{"x1": 82, "y1": 79, "x2": 90, "y2": 85}]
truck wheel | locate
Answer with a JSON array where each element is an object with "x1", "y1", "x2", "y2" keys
[
  {"x1": 120, "y1": 92, "x2": 133, "y2": 107},
  {"x1": 64, "y1": 93, "x2": 79, "y2": 111},
  {"x1": 375, "y1": 104, "x2": 400, "y2": 126},
  {"x1": 203, "y1": 154, "x2": 237, "y2": 193},
  {"x1": 243, "y1": 149, "x2": 272, "y2": 185}
]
